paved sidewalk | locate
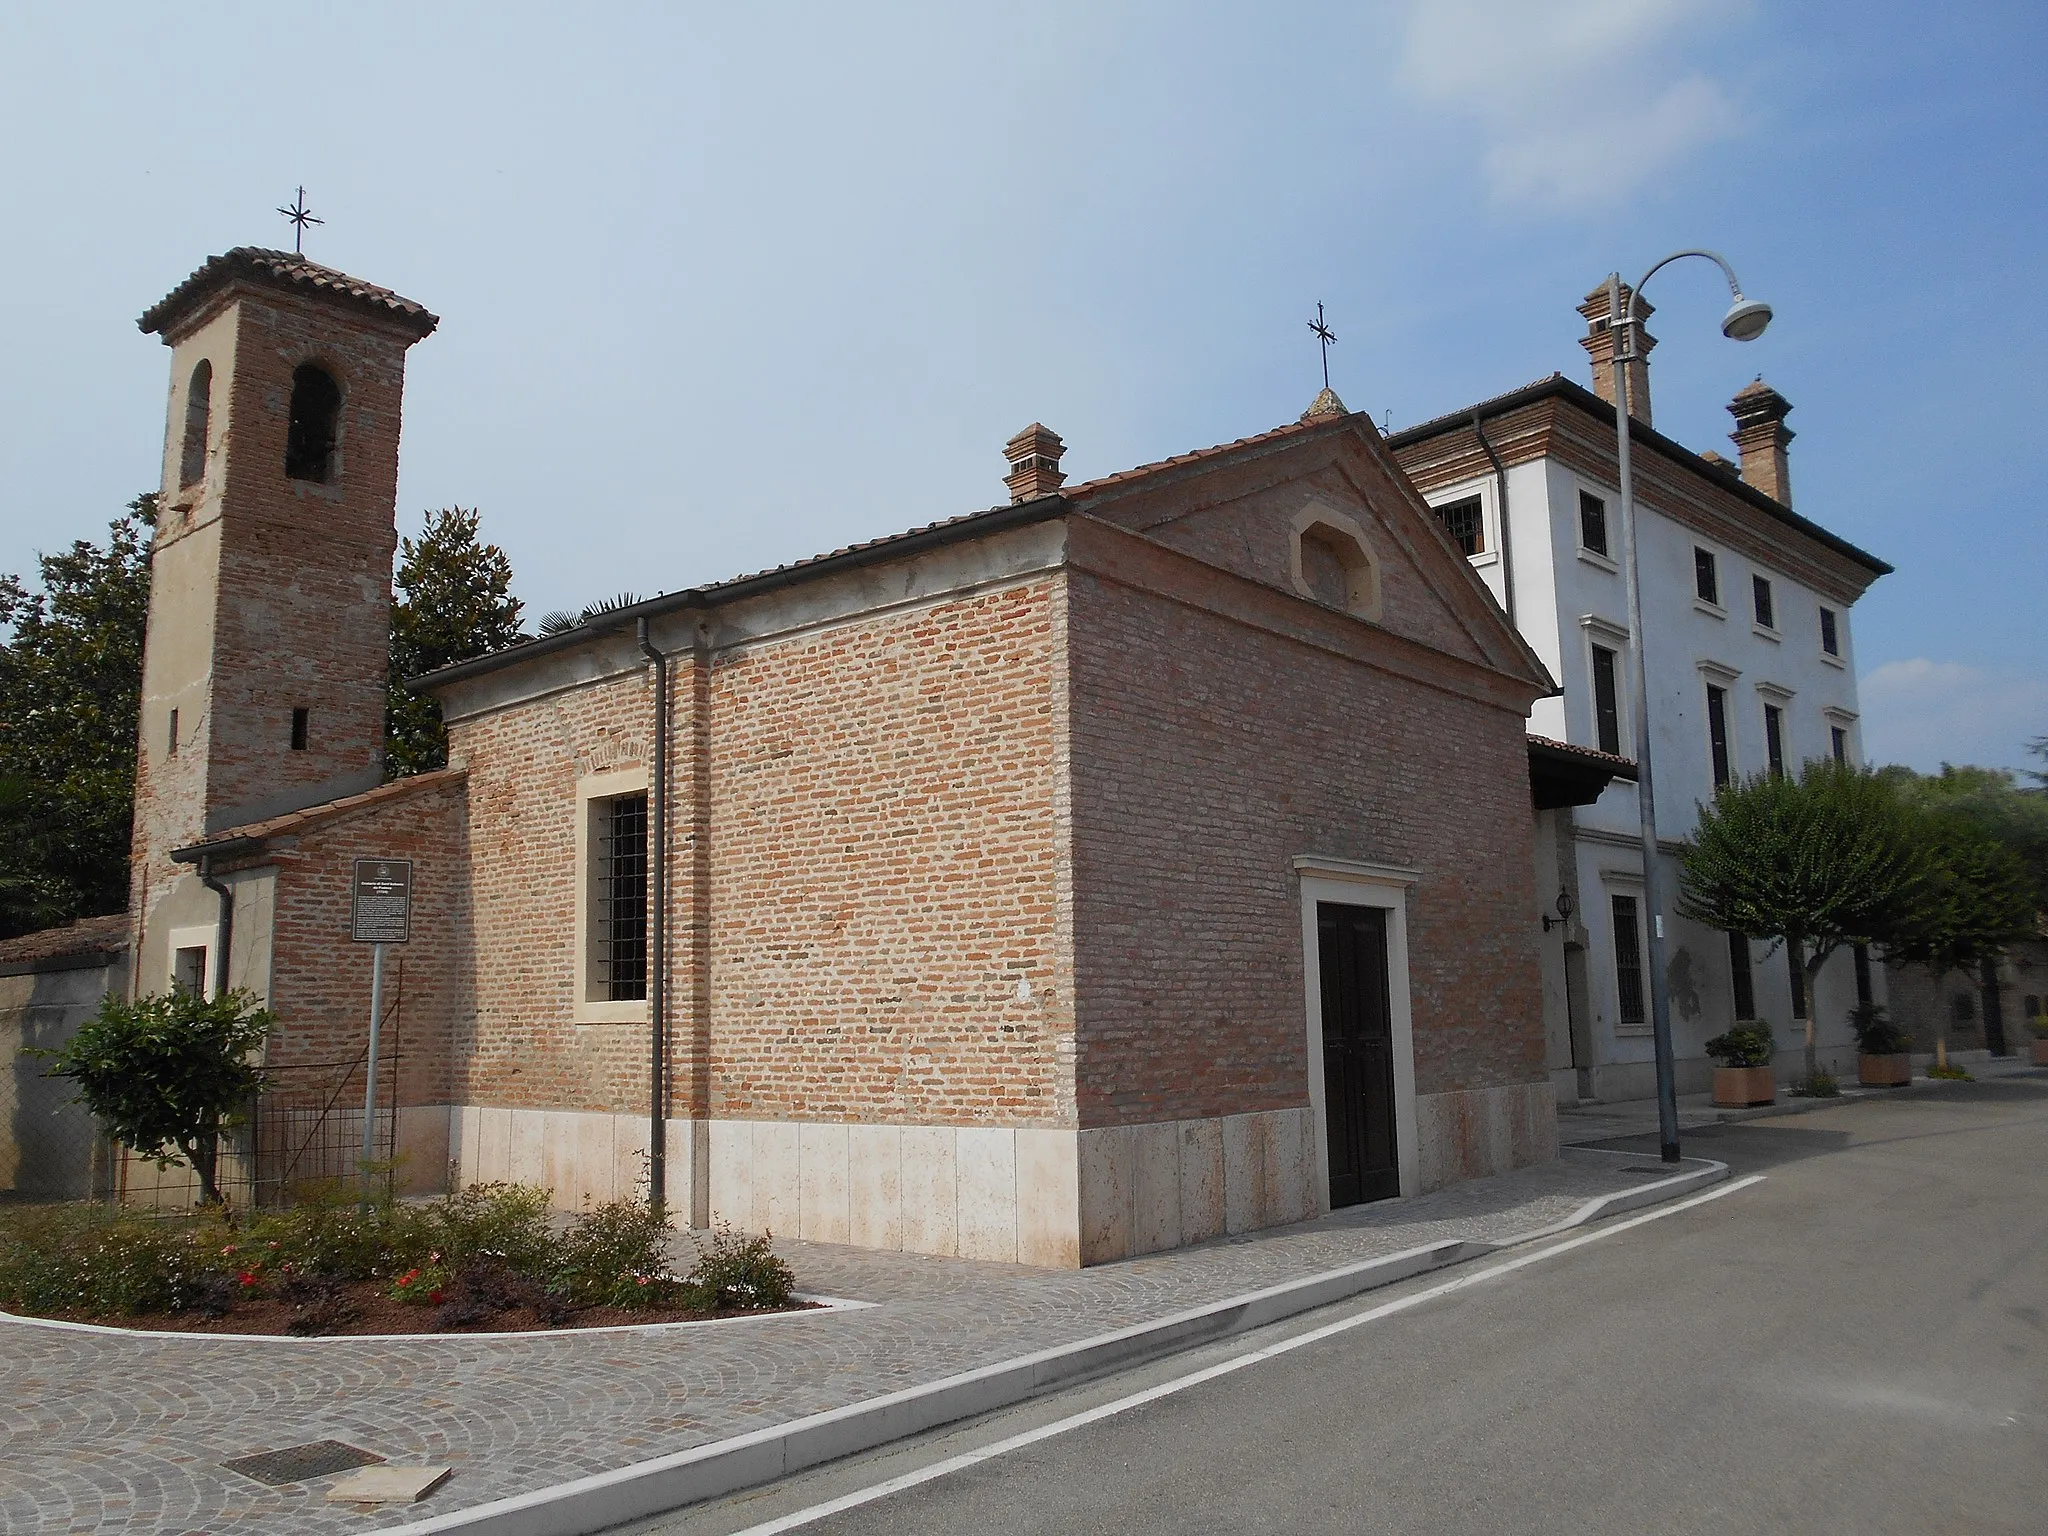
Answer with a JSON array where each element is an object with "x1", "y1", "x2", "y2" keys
[
  {"x1": 2, "y1": 1154, "x2": 1670, "y2": 1536},
  {"x1": 1558, "y1": 1054, "x2": 2045, "y2": 1144}
]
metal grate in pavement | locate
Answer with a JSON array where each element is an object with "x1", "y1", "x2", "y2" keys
[{"x1": 220, "y1": 1440, "x2": 384, "y2": 1486}]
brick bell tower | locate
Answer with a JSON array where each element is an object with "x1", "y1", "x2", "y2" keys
[{"x1": 129, "y1": 248, "x2": 437, "y2": 990}]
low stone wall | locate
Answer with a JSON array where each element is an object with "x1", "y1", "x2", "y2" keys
[{"x1": 1, "y1": 951, "x2": 126, "y2": 1201}]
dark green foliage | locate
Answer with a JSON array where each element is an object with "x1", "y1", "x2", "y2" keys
[
  {"x1": 1703, "y1": 1021, "x2": 1775, "y2": 1068},
  {"x1": 433, "y1": 1181, "x2": 560, "y2": 1274},
  {"x1": 536, "y1": 593, "x2": 642, "y2": 637},
  {"x1": 555, "y1": 1197, "x2": 684, "y2": 1308},
  {"x1": 1789, "y1": 1071, "x2": 1840, "y2": 1098},
  {"x1": 386, "y1": 507, "x2": 526, "y2": 778},
  {"x1": 1848, "y1": 1002, "x2": 1912, "y2": 1056},
  {"x1": 1926, "y1": 1063, "x2": 1973, "y2": 1081},
  {"x1": 1882, "y1": 762, "x2": 2048, "y2": 917},
  {"x1": 1681, "y1": 762, "x2": 1925, "y2": 1079},
  {"x1": 433, "y1": 1257, "x2": 573, "y2": 1329},
  {"x1": 0, "y1": 1203, "x2": 227, "y2": 1316},
  {"x1": 0, "y1": 497, "x2": 154, "y2": 938},
  {"x1": 685, "y1": 1222, "x2": 795, "y2": 1310},
  {"x1": 41, "y1": 988, "x2": 275, "y2": 1205},
  {"x1": 241, "y1": 1180, "x2": 438, "y2": 1281}
]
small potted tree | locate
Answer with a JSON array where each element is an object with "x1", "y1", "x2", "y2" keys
[
  {"x1": 2031, "y1": 1013, "x2": 2048, "y2": 1068},
  {"x1": 1705, "y1": 1021, "x2": 1776, "y2": 1107},
  {"x1": 1849, "y1": 1001, "x2": 1913, "y2": 1086}
]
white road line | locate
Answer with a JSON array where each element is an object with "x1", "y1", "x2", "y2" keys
[{"x1": 723, "y1": 1174, "x2": 1768, "y2": 1536}]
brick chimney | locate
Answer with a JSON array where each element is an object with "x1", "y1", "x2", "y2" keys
[
  {"x1": 1727, "y1": 378, "x2": 1794, "y2": 506},
  {"x1": 1003, "y1": 423, "x2": 1066, "y2": 503},
  {"x1": 1578, "y1": 281, "x2": 1656, "y2": 426}
]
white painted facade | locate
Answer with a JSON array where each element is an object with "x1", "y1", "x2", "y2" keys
[{"x1": 1396, "y1": 382, "x2": 1888, "y2": 1103}]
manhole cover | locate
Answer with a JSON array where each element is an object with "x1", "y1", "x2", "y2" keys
[{"x1": 221, "y1": 1440, "x2": 384, "y2": 1486}]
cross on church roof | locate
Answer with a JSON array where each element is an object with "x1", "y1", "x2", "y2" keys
[
  {"x1": 276, "y1": 186, "x2": 323, "y2": 255},
  {"x1": 1307, "y1": 301, "x2": 1337, "y2": 391}
]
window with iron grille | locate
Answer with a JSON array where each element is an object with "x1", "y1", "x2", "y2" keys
[
  {"x1": 1695, "y1": 547, "x2": 1719, "y2": 606},
  {"x1": 1591, "y1": 644, "x2": 1622, "y2": 756},
  {"x1": 1434, "y1": 496, "x2": 1484, "y2": 557},
  {"x1": 1579, "y1": 491, "x2": 1609, "y2": 557},
  {"x1": 1727, "y1": 930, "x2": 1756, "y2": 1019},
  {"x1": 1611, "y1": 894, "x2": 1646, "y2": 1025},
  {"x1": 1752, "y1": 574, "x2": 1775, "y2": 629},
  {"x1": 1820, "y1": 606, "x2": 1839, "y2": 656},
  {"x1": 1707, "y1": 684, "x2": 1731, "y2": 788},
  {"x1": 1764, "y1": 703, "x2": 1785, "y2": 776},
  {"x1": 592, "y1": 793, "x2": 649, "y2": 1002}
]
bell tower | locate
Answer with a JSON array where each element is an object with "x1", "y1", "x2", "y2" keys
[{"x1": 129, "y1": 248, "x2": 437, "y2": 977}]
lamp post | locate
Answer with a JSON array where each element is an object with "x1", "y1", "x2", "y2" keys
[{"x1": 1605, "y1": 250, "x2": 1771, "y2": 1164}]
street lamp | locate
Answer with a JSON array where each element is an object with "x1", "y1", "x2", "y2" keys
[{"x1": 1605, "y1": 250, "x2": 1771, "y2": 1165}]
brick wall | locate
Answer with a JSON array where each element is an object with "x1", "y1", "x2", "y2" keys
[
  {"x1": 446, "y1": 577, "x2": 1075, "y2": 1129},
  {"x1": 1063, "y1": 539, "x2": 1547, "y2": 1126}
]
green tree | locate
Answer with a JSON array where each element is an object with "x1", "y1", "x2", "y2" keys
[
  {"x1": 1679, "y1": 761, "x2": 1926, "y2": 1083},
  {"x1": 386, "y1": 507, "x2": 525, "y2": 779},
  {"x1": 0, "y1": 497, "x2": 154, "y2": 938},
  {"x1": 1881, "y1": 761, "x2": 2048, "y2": 916},
  {"x1": 42, "y1": 987, "x2": 276, "y2": 1205},
  {"x1": 1881, "y1": 810, "x2": 2037, "y2": 1068}
]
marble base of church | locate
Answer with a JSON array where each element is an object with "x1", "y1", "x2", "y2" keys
[{"x1": 422, "y1": 1086, "x2": 1556, "y2": 1268}]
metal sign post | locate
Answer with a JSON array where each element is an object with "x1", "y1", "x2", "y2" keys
[{"x1": 351, "y1": 859, "x2": 412, "y2": 1186}]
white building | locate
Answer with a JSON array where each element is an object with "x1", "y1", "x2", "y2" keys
[{"x1": 1389, "y1": 283, "x2": 1892, "y2": 1103}]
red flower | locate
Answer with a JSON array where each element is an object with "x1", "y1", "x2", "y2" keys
[
  {"x1": 428, "y1": 1290, "x2": 445, "y2": 1305},
  {"x1": 237, "y1": 1272, "x2": 259, "y2": 1288}
]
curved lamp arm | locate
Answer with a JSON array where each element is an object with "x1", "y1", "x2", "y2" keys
[{"x1": 1617, "y1": 249, "x2": 1771, "y2": 342}]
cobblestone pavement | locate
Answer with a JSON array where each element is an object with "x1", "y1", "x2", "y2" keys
[{"x1": 0, "y1": 1157, "x2": 1656, "y2": 1535}]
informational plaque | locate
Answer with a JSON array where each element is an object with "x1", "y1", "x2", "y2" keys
[{"x1": 350, "y1": 859, "x2": 413, "y2": 944}]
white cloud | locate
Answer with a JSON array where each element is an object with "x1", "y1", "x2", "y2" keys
[
  {"x1": 1397, "y1": 0, "x2": 1748, "y2": 208},
  {"x1": 1859, "y1": 659, "x2": 2048, "y2": 774}
]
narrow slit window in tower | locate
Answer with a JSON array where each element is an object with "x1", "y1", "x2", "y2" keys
[{"x1": 290, "y1": 707, "x2": 309, "y2": 750}]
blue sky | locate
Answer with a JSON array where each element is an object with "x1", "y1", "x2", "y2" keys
[{"x1": 2, "y1": 1, "x2": 2042, "y2": 772}]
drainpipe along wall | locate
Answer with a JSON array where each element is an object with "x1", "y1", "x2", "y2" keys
[
  {"x1": 637, "y1": 617, "x2": 670, "y2": 1213},
  {"x1": 1472, "y1": 410, "x2": 1515, "y2": 626},
  {"x1": 198, "y1": 858, "x2": 234, "y2": 998}
]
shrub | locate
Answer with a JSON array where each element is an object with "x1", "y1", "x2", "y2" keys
[
  {"x1": 1790, "y1": 1071, "x2": 1841, "y2": 1098},
  {"x1": 1927, "y1": 1063, "x2": 1973, "y2": 1081},
  {"x1": 1848, "y1": 1002, "x2": 1913, "y2": 1056},
  {"x1": 433, "y1": 1257, "x2": 571, "y2": 1329},
  {"x1": 280, "y1": 1272, "x2": 362, "y2": 1336},
  {"x1": 241, "y1": 1183, "x2": 437, "y2": 1282},
  {"x1": 389, "y1": 1265, "x2": 449, "y2": 1306},
  {"x1": 434, "y1": 1183, "x2": 558, "y2": 1275},
  {"x1": 685, "y1": 1223, "x2": 795, "y2": 1311},
  {"x1": 0, "y1": 1204, "x2": 233, "y2": 1316},
  {"x1": 1704, "y1": 1021, "x2": 1775, "y2": 1069},
  {"x1": 556, "y1": 1198, "x2": 682, "y2": 1309}
]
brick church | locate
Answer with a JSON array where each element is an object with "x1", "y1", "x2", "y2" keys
[{"x1": 122, "y1": 247, "x2": 1627, "y2": 1266}]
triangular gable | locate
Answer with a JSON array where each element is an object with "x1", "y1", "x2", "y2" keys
[{"x1": 1066, "y1": 413, "x2": 1553, "y2": 695}]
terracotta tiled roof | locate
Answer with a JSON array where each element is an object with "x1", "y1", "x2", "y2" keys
[
  {"x1": 0, "y1": 912, "x2": 129, "y2": 969},
  {"x1": 1527, "y1": 734, "x2": 1638, "y2": 777},
  {"x1": 177, "y1": 767, "x2": 467, "y2": 856},
  {"x1": 139, "y1": 247, "x2": 439, "y2": 339},
  {"x1": 1061, "y1": 416, "x2": 1333, "y2": 500}
]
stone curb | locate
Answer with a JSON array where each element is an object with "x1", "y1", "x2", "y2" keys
[{"x1": 378, "y1": 1154, "x2": 1729, "y2": 1536}]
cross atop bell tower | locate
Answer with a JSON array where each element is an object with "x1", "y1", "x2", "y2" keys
[{"x1": 129, "y1": 248, "x2": 437, "y2": 959}]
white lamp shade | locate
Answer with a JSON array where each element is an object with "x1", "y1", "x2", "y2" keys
[{"x1": 1721, "y1": 297, "x2": 1773, "y2": 342}]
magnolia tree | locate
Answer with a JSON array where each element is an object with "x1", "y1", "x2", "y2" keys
[
  {"x1": 44, "y1": 988, "x2": 275, "y2": 1205},
  {"x1": 1679, "y1": 762, "x2": 1925, "y2": 1084}
]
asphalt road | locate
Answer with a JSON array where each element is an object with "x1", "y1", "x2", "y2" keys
[{"x1": 636, "y1": 1076, "x2": 2048, "y2": 1536}]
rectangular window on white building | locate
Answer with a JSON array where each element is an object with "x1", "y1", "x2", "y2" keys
[
  {"x1": 1831, "y1": 725, "x2": 1848, "y2": 764},
  {"x1": 1591, "y1": 644, "x2": 1622, "y2": 756},
  {"x1": 1579, "y1": 492, "x2": 1609, "y2": 557},
  {"x1": 1752, "y1": 574, "x2": 1776, "y2": 630},
  {"x1": 1707, "y1": 684, "x2": 1732, "y2": 788},
  {"x1": 1434, "y1": 495, "x2": 1484, "y2": 557},
  {"x1": 1694, "y1": 547, "x2": 1720, "y2": 607},
  {"x1": 1820, "y1": 606, "x2": 1839, "y2": 656},
  {"x1": 1611, "y1": 894, "x2": 1647, "y2": 1026},
  {"x1": 1764, "y1": 703, "x2": 1786, "y2": 776}
]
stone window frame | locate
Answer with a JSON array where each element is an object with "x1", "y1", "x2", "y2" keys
[
  {"x1": 1579, "y1": 614, "x2": 1634, "y2": 759},
  {"x1": 1575, "y1": 484, "x2": 1618, "y2": 573},
  {"x1": 1598, "y1": 869, "x2": 1652, "y2": 1039},
  {"x1": 1287, "y1": 504, "x2": 1383, "y2": 623},
  {"x1": 167, "y1": 922, "x2": 216, "y2": 1001},
  {"x1": 1699, "y1": 660, "x2": 1741, "y2": 790},
  {"x1": 1293, "y1": 855, "x2": 1420, "y2": 1212},
  {"x1": 1425, "y1": 481, "x2": 1498, "y2": 569},
  {"x1": 1823, "y1": 706, "x2": 1859, "y2": 767},
  {"x1": 574, "y1": 764, "x2": 651, "y2": 1025}
]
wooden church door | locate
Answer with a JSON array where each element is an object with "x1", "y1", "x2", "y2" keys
[{"x1": 1317, "y1": 902, "x2": 1400, "y2": 1207}]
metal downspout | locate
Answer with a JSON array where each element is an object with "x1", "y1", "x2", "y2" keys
[
  {"x1": 198, "y1": 857, "x2": 233, "y2": 999},
  {"x1": 637, "y1": 617, "x2": 670, "y2": 1213},
  {"x1": 1471, "y1": 410, "x2": 1515, "y2": 627}
]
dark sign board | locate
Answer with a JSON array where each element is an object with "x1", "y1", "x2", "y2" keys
[{"x1": 351, "y1": 859, "x2": 413, "y2": 944}]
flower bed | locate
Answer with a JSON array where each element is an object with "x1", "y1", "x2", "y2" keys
[{"x1": 0, "y1": 1183, "x2": 799, "y2": 1337}]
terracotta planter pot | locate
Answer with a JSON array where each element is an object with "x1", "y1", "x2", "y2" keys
[
  {"x1": 1859, "y1": 1053, "x2": 1912, "y2": 1087},
  {"x1": 2033, "y1": 1038, "x2": 2048, "y2": 1067},
  {"x1": 1712, "y1": 1065, "x2": 1776, "y2": 1108}
]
